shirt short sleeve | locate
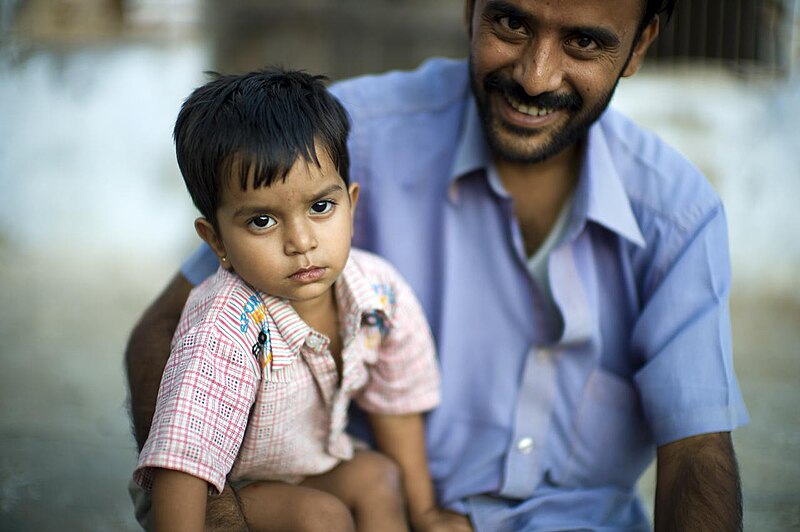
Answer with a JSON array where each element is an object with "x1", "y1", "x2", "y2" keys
[
  {"x1": 134, "y1": 326, "x2": 260, "y2": 493},
  {"x1": 632, "y1": 205, "x2": 749, "y2": 445},
  {"x1": 355, "y1": 266, "x2": 441, "y2": 415}
]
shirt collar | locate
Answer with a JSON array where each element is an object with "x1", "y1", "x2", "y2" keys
[
  {"x1": 571, "y1": 114, "x2": 646, "y2": 248},
  {"x1": 257, "y1": 294, "x2": 311, "y2": 356},
  {"x1": 451, "y1": 94, "x2": 645, "y2": 248},
  {"x1": 450, "y1": 95, "x2": 492, "y2": 186},
  {"x1": 256, "y1": 253, "x2": 390, "y2": 356},
  {"x1": 335, "y1": 253, "x2": 392, "y2": 338}
]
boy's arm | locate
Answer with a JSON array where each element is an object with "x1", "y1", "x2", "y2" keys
[
  {"x1": 369, "y1": 412, "x2": 472, "y2": 532},
  {"x1": 152, "y1": 468, "x2": 208, "y2": 532},
  {"x1": 125, "y1": 272, "x2": 193, "y2": 450}
]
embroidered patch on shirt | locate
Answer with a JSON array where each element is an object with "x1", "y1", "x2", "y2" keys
[
  {"x1": 217, "y1": 285, "x2": 296, "y2": 379},
  {"x1": 362, "y1": 311, "x2": 387, "y2": 349},
  {"x1": 371, "y1": 283, "x2": 397, "y2": 308}
]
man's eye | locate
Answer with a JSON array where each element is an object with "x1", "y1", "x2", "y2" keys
[
  {"x1": 568, "y1": 35, "x2": 599, "y2": 51},
  {"x1": 310, "y1": 200, "x2": 334, "y2": 214},
  {"x1": 497, "y1": 15, "x2": 525, "y2": 33},
  {"x1": 248, "y1": 215, "x2": 276, "y2": 229}
]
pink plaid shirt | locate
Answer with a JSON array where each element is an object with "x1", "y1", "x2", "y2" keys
[{"x1": 135, "y1": 249, "x2": 440, "y2": 493}]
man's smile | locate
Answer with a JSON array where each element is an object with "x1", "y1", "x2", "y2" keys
[{"x1": 504, "y1": 92, "x2": 558, "y2": 117}]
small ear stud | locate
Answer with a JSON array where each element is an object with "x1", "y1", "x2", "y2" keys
[{"x1": 220, "y1": 256, "x2": 228, "y2": 263}]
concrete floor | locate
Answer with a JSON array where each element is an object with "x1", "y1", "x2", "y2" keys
[{"x1": 0, "y1": 245, "x2": 797, "y2": 531}]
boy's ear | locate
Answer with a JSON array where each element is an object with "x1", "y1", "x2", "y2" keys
[
  {"x1": 347, "y1": 182, "x2": 360, "y2": 215},
  {"x1": 194, "y1": 218, "x2": 231, "y2": 269},
  {"x1": 347, "y1": 183, "x2": 360, "y2": 239}
]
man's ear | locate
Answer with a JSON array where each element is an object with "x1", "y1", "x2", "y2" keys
[
  {"x1": 194, "y1": 218, "x2": 231, "y2": 269},
  {"x1": 622, "y1": 17, "x2": 660, "y2": 78},
  {"x1": 464, "y1": 0, "x2": 475, "y2": 38}
]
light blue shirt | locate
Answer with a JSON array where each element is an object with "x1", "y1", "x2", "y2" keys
[{"x1": 182, "y1": 58, "x2": 748, "y2": 531}]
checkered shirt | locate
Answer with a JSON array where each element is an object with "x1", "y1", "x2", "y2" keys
[{"x1": 134, "y1": 249, "x2": 440, "y2": 493}]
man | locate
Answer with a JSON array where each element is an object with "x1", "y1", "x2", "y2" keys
[{"x1": 126, "y1": 0, "x2": 748, "y2": 530}]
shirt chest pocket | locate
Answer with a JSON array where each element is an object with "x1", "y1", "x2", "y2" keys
[
  {"x1": 556, "y1": 368, "x2": 655, "y2": 489},
  {"x1": 246, "y1": 364, "x2": 307, "y2": 443}
]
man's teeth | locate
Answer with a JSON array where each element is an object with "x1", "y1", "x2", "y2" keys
[{"x1": 506, "y1": 95, "x2": 555, "y2": 117}]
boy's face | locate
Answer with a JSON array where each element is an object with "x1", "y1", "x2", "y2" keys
[{"x1": 196, "y1": 151, "x2": 359, "y2": 315}]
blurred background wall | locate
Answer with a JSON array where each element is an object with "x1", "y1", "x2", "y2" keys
[{"x1": 0, "y1": 1, "x2": 798, "y2": 530}]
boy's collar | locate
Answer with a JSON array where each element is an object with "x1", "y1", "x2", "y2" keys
[{"x1": 251, "y1": 252, "x2": 391, "y2": 357}]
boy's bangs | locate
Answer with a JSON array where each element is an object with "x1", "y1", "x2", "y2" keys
[{"x1": 224, "y1": 140, "x2": 325, "y2": 192}]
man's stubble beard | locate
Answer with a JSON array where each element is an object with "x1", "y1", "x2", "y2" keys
[{"x1": 468, "y1": 59, "x2": 622, "y2": 165}]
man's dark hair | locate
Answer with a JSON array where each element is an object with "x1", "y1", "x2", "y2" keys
[
  {"x1": 173, "y1": 67, "x2": 351, "y2": 228},
  {"x1": 642, "y1": 0, "x2": 677, "y2": 24},
  {"x1": 640, "y1": 0, "x2": 677, "y2": 34}
]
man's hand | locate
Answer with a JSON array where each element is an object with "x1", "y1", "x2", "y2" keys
[
  {"x1": 411, "y1": 507, "x2": 473, "y2": 532},
  {"x1": 655, "y1": 431, "x2": 742, "y2": 532},
  {"x1": 125, "y1": 272, "x2": 193, "y2": 450}
]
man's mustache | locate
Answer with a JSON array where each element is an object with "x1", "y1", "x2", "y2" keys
[{"x1": 485, "y1": 73, "x2": 582, "y2": 111}]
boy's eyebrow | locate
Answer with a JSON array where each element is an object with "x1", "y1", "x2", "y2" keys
[
  {"x1": 310, "y1": 184, "x2": 345, "y2": 200},
  {"x1": 232, "y1": 183, "x2": 345, "y2": 218}
]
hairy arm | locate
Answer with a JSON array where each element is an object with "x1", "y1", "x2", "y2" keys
[
  {"x1": 369, "y1": 413, "x2": 472, "y2": 532},
  {"x1": 125, "y1": 272, "x2": 193, "y2": 450},
  {"x1": 655, "y1": 431, "x2": 742, "y2": 532}
]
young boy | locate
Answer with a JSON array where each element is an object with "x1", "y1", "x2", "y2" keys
[{"x1": 133, "y1": 68, "x2": 444, "y2": 531}]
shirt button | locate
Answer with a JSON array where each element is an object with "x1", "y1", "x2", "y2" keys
[
  {"x1": 517, "y1": 437, "x2": 534, "y2": 454},
  {"x1": 306, "y1": 335, "x2": 321, "y2": 349}
]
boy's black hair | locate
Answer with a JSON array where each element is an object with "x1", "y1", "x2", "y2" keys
[{"x1": 174, "y1": 67, "x2": 351, "y2": 228}]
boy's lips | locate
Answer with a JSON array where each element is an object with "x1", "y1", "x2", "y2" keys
[{"x1": 289, "y1": 266, "x2": 326, "y2": 283}]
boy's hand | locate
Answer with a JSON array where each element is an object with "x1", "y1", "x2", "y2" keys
[{"x1": 412, "y1": 507, "x2": 474, "y2": 532}]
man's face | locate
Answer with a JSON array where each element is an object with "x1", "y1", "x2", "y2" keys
[
  {"x1": 198, "y1": 152, "x2": 359, "y2": 316},
  {"x1": 467, "y1": 0, "x2": 656, "y2": 163}
]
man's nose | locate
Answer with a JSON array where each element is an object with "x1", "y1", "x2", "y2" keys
[
  {"x1": 512, "y1": 38, "x2": 564, "y2": 97},
  {"x1": 284, "y1": 220, "x2": 318, "y2": 255}
]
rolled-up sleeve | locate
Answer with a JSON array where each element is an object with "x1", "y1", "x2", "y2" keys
[{"x1": 632, "y1": 205, "x2": 749, "y2": 446}]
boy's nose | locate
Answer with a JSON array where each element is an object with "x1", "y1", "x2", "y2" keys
[{"x1": 284, "y1": 221, "x2": 318, "y2": 255}]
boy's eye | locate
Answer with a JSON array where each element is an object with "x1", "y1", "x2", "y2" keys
[
  {"x1": 310, "y1": 200, "x2": 335, "y2": 215},
  {"x1": 248, "y1": 215, "x2": 276, "y2": 230}
]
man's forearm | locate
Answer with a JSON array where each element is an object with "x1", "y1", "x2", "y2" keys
[
  {"x1": 655, "y1": 432, "x2": 743, "y2": 532},
  {"x1": 125, "y1": 272, "x2": 193, "y2": 450}
]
